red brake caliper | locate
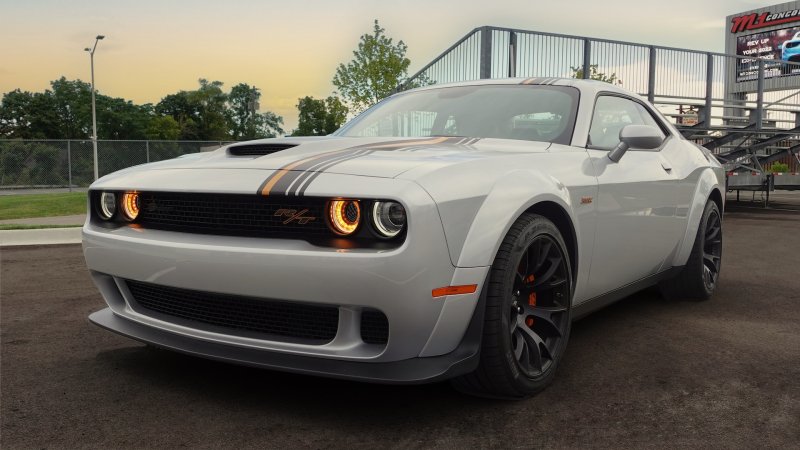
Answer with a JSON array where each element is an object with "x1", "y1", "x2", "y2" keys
[{"x1": 525, "y1": 274, "x2": 536, "y2": 327}]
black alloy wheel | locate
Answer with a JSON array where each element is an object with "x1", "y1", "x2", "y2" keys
[
  {"x1": 659, "y1": 199, "x2": 723, "y2": 300},
  {"x1": 453, "y1": 213, "x2": 573, "y2": 399},
  {"x1": 508, "y1": 234, "x2": 571, "y2": 377},
  {"x1": 702, "y1": 207, "x2": 722, "y2": 291}
]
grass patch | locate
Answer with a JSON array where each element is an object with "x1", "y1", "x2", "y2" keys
[
  {"x1": 0, "y1": 193, "x2": 87, "y2": 220},
  {"x1": 0, "y1": 224, "x2": 82, "y2": 230}
]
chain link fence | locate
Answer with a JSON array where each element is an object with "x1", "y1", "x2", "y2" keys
[{"x1": 0, "y1": 140, "x2": 231, "y2": 190}]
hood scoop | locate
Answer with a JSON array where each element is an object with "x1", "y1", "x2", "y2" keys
[{"x1": 228, "y1": 143, "x2": 298, "y2": 157}]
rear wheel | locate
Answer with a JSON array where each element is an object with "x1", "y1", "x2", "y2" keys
[
  {"x1": 453, "y1": 213, "x2": 572, "y2": 399},
  {"x1": 659, "y1": 199, "x2": 722, "y2": 300}
]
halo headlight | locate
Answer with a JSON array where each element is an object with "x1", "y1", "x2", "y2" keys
[
  {"x1": 372, "y1": 201, "x2": 406, "y2": 238},
  {"x1": 98, "y1": 192, "x2": 116, "y2": 220},
  {"x1": 120, "y1": 191, "x2": 140, "y2": 221},
  {"x1": 328, "y1": 199, "x2": 360, "y2": 235}
]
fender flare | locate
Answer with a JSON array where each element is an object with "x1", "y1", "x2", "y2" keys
[
  {"x1": 455, "y1": 169, "x2": 580, "y2": 269},
  {"x1": 671, "y1": 168, "x2": 723, "y2": 267}
]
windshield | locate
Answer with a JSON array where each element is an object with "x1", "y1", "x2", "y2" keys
[{"x1": 335, "y1": 85, "x2": 579, "y2": 145}]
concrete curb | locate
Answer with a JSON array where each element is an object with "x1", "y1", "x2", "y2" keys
[{"x1": 0, "y1": 227, "x2": 82, "y2": 246}]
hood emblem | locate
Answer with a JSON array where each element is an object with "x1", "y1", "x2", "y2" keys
[{"x1": 274, "y1": 208, "x2": 317, "y2": 225}]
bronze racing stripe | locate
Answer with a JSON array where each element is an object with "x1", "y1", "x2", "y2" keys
[
  {"x1": 258, "y1": 136, "x2": 472, "y2": 196},
  {"x1": 258, "y1": 149, "x2": 353, "y2": 196}
]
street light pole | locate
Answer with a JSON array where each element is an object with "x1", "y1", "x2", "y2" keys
[{"x1": 85, "y1": 35, "x2": 105, "y2": 180}]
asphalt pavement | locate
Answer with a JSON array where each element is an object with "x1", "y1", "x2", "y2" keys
[{"x1": 1, "y1": 201, "x2": 798, "y2": 449}]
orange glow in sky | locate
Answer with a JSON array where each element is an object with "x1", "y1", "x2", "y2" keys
[{"x1": 0, "y1": 0, "x2": 774, "y2": 132}]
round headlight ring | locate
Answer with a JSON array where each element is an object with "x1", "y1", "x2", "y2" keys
[
  {"x1": 99, "y1": 192, "x2": 116, "y2": 220},
  {"x1": 372, "y1": 201, "x2": 406, "y2": 238},
  {"x1": 120, "y1": 191, "x2": 140, "y2": 221},
  {"x1": 328, "y1": 199, "x2": 361, "y2": 235}
]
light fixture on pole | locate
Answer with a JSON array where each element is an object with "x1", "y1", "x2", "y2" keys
[{"x1": 85, "y1": 35, "x2": 105, "y2": 181}]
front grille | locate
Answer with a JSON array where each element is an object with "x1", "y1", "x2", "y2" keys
[
  {"x1": 125, "y1": 280, "x2": 339, "y2": 343},
  {"x1": 135, "y1": 192, "x2": 330, "y2": 238},
  {"x1": 360, "y1": 310, "x2": 389, "y2": 345},
  {"x1": 228, "y1": 143, "x2": 297, "y2": 156}
]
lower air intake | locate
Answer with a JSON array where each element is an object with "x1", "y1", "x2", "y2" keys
[
  {"x1": 125, "y1": 280, "x2": 339, "y2": 344},
  {"x1": 360, "y1": 309, "x2": 389, "y2": 345}
]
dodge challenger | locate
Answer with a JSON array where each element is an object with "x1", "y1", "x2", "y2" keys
[{"x1": 84, "y1": 78, "x2": 724, "y2": 398}]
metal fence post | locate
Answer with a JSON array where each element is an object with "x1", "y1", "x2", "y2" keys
[
  {"x1": 582, "y1": 39, "x2": 591, "y2": 79},
  {"x1": 647, "y1": 46, "x2": 656, "y2": 103},
  {"x1": 479, "y1": 27, "x2": 493, "y2": 79},
  {"x1": 508, "y1": 31, "x2": 517, "y2": 78},
  {"x1": 704, "y1": 53, "x2": 714, "y2": 127},
  {"x1": 146, "y1": 140, "x2": 150, "y2": 162},
  {"x1": 67, "y1": 140, "x2": 72, "y2": 192},
  {"x1": 756, "y1": 59, "x2": 765, "y2": 130}
]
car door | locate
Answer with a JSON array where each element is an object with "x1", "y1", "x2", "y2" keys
[{"x1": 584, "y1": 94, "x2": 682, "y2": 297}]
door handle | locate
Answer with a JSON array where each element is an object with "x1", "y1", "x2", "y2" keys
[{"x1": 661, "y1": 162, "x2": 673, "y2": 173}]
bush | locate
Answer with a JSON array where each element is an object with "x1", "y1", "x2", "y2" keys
[{"x1": 766, "y1": 162, "x2": 790, "y2": 173}]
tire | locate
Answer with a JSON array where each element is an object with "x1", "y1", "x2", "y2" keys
[
  {"x1": 659, "y1": 199, "x2": 722, "y2": 301},
  {"x1": 453, "y1": 213, "x2": 573, "y2": 399}
]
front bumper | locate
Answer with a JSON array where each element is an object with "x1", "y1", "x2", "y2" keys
[
  {"x1": 84, "y1": 174, "x2": 489, "y2": 379},
  {"x1": 89, "y1": 282, "x2": 485, "y2": 384}
]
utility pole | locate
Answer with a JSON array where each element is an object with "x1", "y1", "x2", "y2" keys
[{"x1": 84, "y1": 35, "x2": 105, "y2": 180}]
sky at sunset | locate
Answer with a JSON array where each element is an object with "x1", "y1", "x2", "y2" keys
[{"x1": 0, "y1": 0, "x2": 782, "y2": 132}]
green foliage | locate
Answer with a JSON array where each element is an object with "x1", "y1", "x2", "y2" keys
[
  {"x1": 228, "y1": 83, "x2": 285, "y2": 139},
  {"x1": 766, "y1": 162, "x2": 790, "y2": 173},
  {"x1": 0, "y1": 141, "x2": 67, "y2": 187},
  {"x1": 0, "y1": 224, "x2": 83, "y2": 230},
  {"x1": 1, "y1": 77, "x2": 285, "y2": 141},
  {"x1": 570, "y1": 65, "x2": 622, "y2": 85},
  {"x1": 293, "y1": 96, "x2": 349, "y2": 136},
  {"x1": 333, "y1": 20, "x2": 415, "y2": 113},
  {"x1": 0, "y1": 192, "x2": 86, "y2": 220},
  {"x1": 146, "y1": 116, "x2": 181, "y2": 140}
]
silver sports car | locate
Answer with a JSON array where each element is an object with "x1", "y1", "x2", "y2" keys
[{"x1": 84, "y1": 78, "x2": 724, "y2": 398}]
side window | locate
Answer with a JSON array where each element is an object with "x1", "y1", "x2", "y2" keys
[{"x1": 588, "y1": 96, "x2": 666, "y2": 149}]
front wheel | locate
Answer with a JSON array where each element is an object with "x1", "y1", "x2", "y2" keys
[{"x1": 453, "y1": 213, "x2": 573, "y2": 399}]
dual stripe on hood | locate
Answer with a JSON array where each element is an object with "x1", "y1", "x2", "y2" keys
[{"x1": 257, "y1": 136, "x2": 480, "y2": 197}]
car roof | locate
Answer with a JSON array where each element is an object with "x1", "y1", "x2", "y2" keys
[{"x1": 402, "y1": 77, "x2": 637, "y2": 99}]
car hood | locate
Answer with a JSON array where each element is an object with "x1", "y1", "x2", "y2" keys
[{"x1": 137, "y1": 136, "x2": 552, "y2": 179}]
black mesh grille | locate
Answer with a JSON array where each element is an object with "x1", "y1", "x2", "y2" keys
[
  {"x1": 125, "y1": 280, "x2": 339, "y2": 343},
  {"x1": 228, "y1": 143, "x2": 297, "y2": 156},
  {"x1": 360, "y1": 310, "x2": 389, "y2": 345},
  {"x1": 135, "y1": 192, "x2": 330, "y2": 238}
]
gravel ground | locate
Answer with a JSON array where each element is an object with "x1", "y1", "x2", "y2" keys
[{"x1": 1, "y1": 201, "x2": 798, "y2": 449}]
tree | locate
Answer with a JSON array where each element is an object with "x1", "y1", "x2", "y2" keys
[
  {"x1": 49, "y1": 77, "x2": 93, "y2": 138},
  {"x1": 228, "y1": 83, "x2": 261, "y2": 139},
  {"x1": 293, "y1": 96, "x2": 349, "y2": 136},
  {"x1": 257, "y1": 111, "x2": 285, "y2": 138},
  {"x1": 333, "y1": 20, "x2": 416, "y2": 113},
  {"x1": 155, "y1": 91, "x2": 200, "y2": 140},
  {"x1": 2, "y1": 77, "x2": 284, "y2": 141},
  {"x1": 191, "y1": 78, "x2": 229, "y2": 141},
  {"x1": 146, "y1": 115, "x2": 181, "y2": 140},
  {"x1": 570, "y1": 65, "x2": 622, "y2": 85},
  {"x1": 227, "y1": 83, "x2": 285, "y2": 139}
]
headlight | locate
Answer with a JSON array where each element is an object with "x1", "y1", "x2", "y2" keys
[
  {"x1": 372, "y1": 201, "x2": 406, "y2": 238},
  {"x1": 120, "y1": 191, "x2": 140, "y2": 221},
  {"x1": 98, "y1": 192, "x2": 116, "y2": 220},
  {"x1": 328, "y1": 199, "x2": 360, "y2": 235}
]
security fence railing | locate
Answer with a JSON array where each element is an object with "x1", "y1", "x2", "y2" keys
[
  {"x1": 401, "y1": 26, "x2": 800, "y2": 173},
  {"x1": 0, "y1": 140, "x2": 230, "y2": 190}
]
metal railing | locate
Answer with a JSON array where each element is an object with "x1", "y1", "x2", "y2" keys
[
  {"x1": 0, "y1": 140, "x2": 230, "y2": 190},
  {"x1": 401, "y1": 26, "x2": 800, "y2": 173}
]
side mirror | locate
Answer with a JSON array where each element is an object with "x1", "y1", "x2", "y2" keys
[{"x1": 607, "y1": 124, "x2": 664, "y2": 162}]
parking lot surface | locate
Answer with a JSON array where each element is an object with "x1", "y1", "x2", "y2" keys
[{"x1": 2, "y1": 197, "x2": 799, "y2": 448}]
